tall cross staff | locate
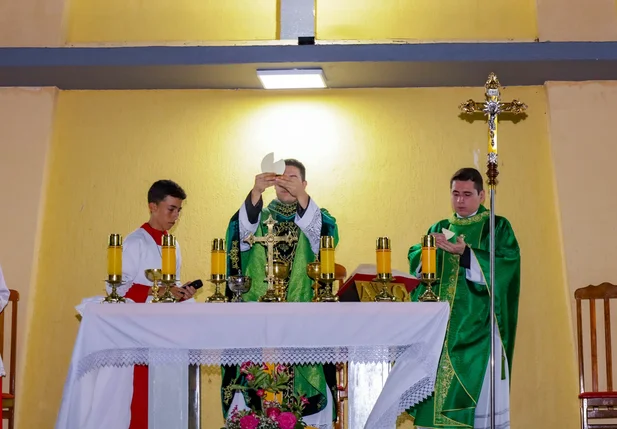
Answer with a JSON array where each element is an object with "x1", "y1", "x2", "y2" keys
[
  {"x1": 244, "y1": 214, "x2": 297, "y2": 298},
  {"x1": 459, "y1": 73, "x2": 527, "y2": 429}
]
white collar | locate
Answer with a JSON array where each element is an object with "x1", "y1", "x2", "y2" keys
[{"x1": 456, "y1": 210, "x2": 478, "y2": 219}]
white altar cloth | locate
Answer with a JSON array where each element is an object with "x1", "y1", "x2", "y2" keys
[{"x1": 56, "y1": 302, "x2": 449, "y2": 429}]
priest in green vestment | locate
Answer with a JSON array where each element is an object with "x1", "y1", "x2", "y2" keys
[
  {"x1": 221, "y1": 159, "x2": 339, "y2": 427},
  {"x1": 407, "y1": 167, "x2": 520, "y2": 429}
]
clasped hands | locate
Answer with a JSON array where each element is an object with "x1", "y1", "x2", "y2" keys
[{"x1": 431, "y1": 233, "x2": 467, "y2": 256}]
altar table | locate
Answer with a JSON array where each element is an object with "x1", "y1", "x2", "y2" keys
[{"x1": 56, "y1": 302, "x2": 449, "y2": 429}]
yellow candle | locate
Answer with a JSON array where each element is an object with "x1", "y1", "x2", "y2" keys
[
  {"x1": 320, "y1": 236, "x2": 335, "y2": 275},
  {"x1": 211, "y1": 238, "x2": 226, "y2": 275},
  {"x1": 162, "y1": 235, "x2": 176, "y2": 276},
  {"x1": 107, "y1": 234, "x2": 122, "y2": 277},
  {"x1": 376, "y1": 237, "x2": 392, "y2": 275},
  {"x1": 421, "y1": 235, "x2": 436, "y2": 275}
]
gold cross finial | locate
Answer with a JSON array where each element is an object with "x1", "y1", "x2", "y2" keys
[{"x1": 459, "y1": 73, "x2": 528, "y2": 188}]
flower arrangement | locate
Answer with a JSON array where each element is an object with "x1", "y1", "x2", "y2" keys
[{"x1": 223, "y1": 362, "x2": 311, "y2": 429}]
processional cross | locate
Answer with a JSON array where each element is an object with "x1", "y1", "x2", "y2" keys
[
  {"x1": 459, "y1": 73, "x2": 527, "y2": 429},
  {"x1": 243, "y1": 214, "x2": 297, "y2": 298}
]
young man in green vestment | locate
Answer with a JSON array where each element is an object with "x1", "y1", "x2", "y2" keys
[
  {"x1": 221, "y1": 159, "x2": 339, "y2": 428},
  {"x1": 407, "y1": 167, "x2": 520, "y2": 429}
]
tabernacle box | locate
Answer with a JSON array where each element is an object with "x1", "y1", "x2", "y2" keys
[{"x1": 337, "y1": 264, "x2": 420, "y2": 302}]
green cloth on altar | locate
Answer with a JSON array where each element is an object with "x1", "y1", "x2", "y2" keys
[
  {"x1": 407, "y1": 205, "x2": 520, "y2": 428},
  {"x1": 221, "y1": 199, "x2": 339, "y2": 420}
]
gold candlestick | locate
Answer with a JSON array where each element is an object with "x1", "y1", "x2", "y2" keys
[
  {"x1": 103, "y1": 234, "x2": 126, "y2": 303},
  {"x1": 373, "y1": 237, "x2": 396, "y2": 302},
  {"x1": 419, "y1": 235, "x2": 439, "y2": 302},
  {"x1": 207, "y1": 239, "x2": 228, "y2": 303},
  {"x1": 318, "y1": 236, "x2": 338, "y2": 302},
  {"x1": 158, "y1": 234, "x2": 178, "y2": 303},
  {"x1": 208, "y1": 274, "x2": 227, "y2": 303}
]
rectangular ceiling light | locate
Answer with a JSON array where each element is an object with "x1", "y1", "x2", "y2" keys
[{"x1": 256, "y1": 69, "x2": 327, "y2": 90}]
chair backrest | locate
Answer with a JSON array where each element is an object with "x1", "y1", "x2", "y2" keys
[
  {"x1": 0, "y1": 289, "x2": 19, "y2": 396},
  {"x1": 575, "y1": 282, "x2": 617, "y2": 394}
]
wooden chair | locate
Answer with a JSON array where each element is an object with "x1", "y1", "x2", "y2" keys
[{"x1": 575, "y1": 282, "x2": 617, "y2": 429}]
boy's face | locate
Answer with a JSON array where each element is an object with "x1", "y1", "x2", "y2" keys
[{"x1": 149, "y1": 196, "x2": 183, "y2": 231}]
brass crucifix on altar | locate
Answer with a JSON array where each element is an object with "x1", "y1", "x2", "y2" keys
[{"x1": 243, "y1": 214, "x2": 297, "y2": 302}]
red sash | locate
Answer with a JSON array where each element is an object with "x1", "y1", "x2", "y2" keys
[{"x1": 127, "y1": 223, "x2": 168, "y2": 429}]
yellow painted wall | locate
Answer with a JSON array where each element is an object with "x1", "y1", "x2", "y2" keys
[
  {"x1": 546, "y1": 81, "x2": 617, "y2": 326},
  {"x1": 65, "y1": 0, "x2": 537, "y2": 43},
  {"x1": 67, "y1": 0, "x2": 278, "y2": 43},
  {"x1": 0, "y1": 87, "x2": 57, "y2": 428},
  {"x1": 317, "y1": 0, "x2": 537, "y2": 41},
  {"x1": 17, "y1": 87, "x2": 578, "y2": 428}
]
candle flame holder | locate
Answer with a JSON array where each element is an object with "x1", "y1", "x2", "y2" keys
[
  {"x1": 317, "y1": 272, "x2": 339, "y2": 302},
  {"x1": 104, "y1": 233, "x2": 125, "y2": 303},
  {"x1": 103, "y1": 274, "x2": 126, "y2": 303},
  {"x1": 374, "y1": 237, "x2": 396, "y2": 302},
  {"x1": 419, "y1": 272, "x2": 440, "y2": 302},
  {"x1": 207, "y1": 273, "x2": 228, "y2": 303},
  {"x1": 372, "y1": 273, "x2": 397, "y2": 302},
  {"x1": 156, "y1": 275, "x2": 178, "y2": 303}
]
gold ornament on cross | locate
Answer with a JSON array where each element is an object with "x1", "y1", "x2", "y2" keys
[
  {"x1": 459, "y1": 73, "x2": 527, "y2": 189},
  {"x1": 243, "y1": 214, "x2": 298, "y2": 302}
]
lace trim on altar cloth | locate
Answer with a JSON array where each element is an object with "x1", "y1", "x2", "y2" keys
[
  {"x1": 75, "y1": 346, "x2": 411, "y2": 379},
  {"x1": 371, "y1": 376, "x2": 434, "y2": 429},
  {"x1": 368, "y1": 342, "x2": 438, "y2": 428}
]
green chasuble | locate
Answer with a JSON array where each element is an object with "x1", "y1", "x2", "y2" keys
[
  {"x1": 221, "y1": 198, "x2": 339, "y2": 420},
  {"x1": 407, "y1": 205, "x2": 520, "y2": 428}
]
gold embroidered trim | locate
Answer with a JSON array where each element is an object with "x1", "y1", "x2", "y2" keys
[
  {"x1": 433, "y1": 252, "x2": 461, "y2": 426},
  {"x1": 449, "y1": 210, "x2": 490, "y2": 226},
  {"x1": 270, "y1": 200, "x2": 298, "y2": 217},
  {"x1": 230, "y1": 241, "x2": 240, "y2": 270}
]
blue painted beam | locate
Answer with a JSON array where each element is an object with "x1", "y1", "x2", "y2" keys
[{"x1": 1, "y1": 42, "x2": 617, "y2": 67}]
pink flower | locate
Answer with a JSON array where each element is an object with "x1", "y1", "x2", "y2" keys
[
  {"x1": 266, "y1": 407, "x2": 281, "y2": 419},
  {"x1": 246, "y1": 373, "x2": 255, "y2": 381},
  {"x1": 275, "y1": 364, "x2": 286, "y2": 373},
  {"x1": 240, "y1": 361, "x2": 252, "y2": 374},
  {"x1": 276, "y1": 412, "x2": 297, "y2": 429},
  {"x1": 256, "y1": 389, "x2": 265, "y2": 397},
  {"x1": 239, "y1": 414, "x2": 259, "y2": 429},
  {"x1": 262, "y1": 363, "x2": 269, "y2": 370},
  {"x1": 300, "y1": 396, "x2": 309, "y2": 405}
]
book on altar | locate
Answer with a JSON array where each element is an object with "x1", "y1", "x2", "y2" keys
[{"x1": 337, "y1": 264, "x2": 421, "y2": 302}]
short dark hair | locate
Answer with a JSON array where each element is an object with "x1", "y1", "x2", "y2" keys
[
  {"x1": 284, "y1": 159, "x2": 306, "y2": 181},
  {"x1": 147, "y1": 180, "x2": 187, "y2": 204},
  {"x1": 450, "y1": 168, "x2": 484, "y2": 193}
]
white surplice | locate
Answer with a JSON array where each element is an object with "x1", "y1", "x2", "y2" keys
[
  {"x1": 0, "y1": 265, "x2": 11, "y2": 376},
  {"x1": 97, "y1": 226, "x2": 190, "y2": 429},
  {"x1": 232, "y1": 198, "x2": 333, "y2": 429}
]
